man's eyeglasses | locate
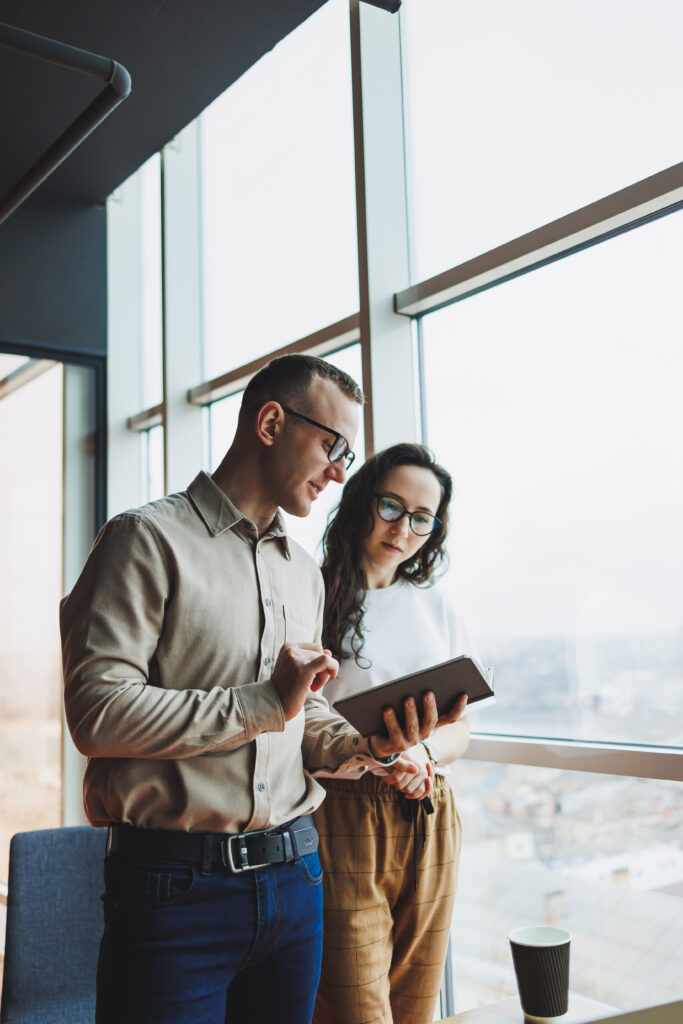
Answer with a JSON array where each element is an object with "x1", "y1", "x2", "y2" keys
[
  {"x1": 374, "y1": 494, "x2": 441, "y2": 537},
  {"x1": 281, "y1": 406, "x2": 356, "y2": 469}
]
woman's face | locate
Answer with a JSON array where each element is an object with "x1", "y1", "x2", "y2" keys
[{"x1": 360, "y1": 464, "x2": 442, "y2": 588}]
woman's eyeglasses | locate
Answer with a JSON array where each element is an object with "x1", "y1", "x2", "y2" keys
[{"x1": 374, "y1": 494, "x2": 440, "y2": 537}]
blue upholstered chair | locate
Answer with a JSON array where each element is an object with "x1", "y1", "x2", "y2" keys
[{"x1": 1, "y1": 825, "x2": 106, "y2": 1024}]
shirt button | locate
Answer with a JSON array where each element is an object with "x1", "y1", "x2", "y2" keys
[
  {"x1": 257, "y1": 782, "x2": 265, "y2": 792},
  {"x1": 264, "y1": 657, "x2": 271, "y2": 666},
  {"x1": 265, "y1": 598, "x2": 271, "y2": 607}
]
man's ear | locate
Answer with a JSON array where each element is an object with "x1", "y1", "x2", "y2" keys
[{"x1": 254, "y1": 401, "x2": 284, "y2": 448}]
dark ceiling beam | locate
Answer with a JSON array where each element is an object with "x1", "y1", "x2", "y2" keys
[{"x1": 0, "y1": 22, "x2": 131, "y2": 225}]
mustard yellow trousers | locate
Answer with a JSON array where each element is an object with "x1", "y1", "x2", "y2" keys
[{"x1": 312, "y1": 773, "x2": 461, "y2": 1024}]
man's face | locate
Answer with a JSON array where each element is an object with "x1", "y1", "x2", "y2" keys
[{"x1": 272, "y1": 378, "x2": 361, "y2": 518}]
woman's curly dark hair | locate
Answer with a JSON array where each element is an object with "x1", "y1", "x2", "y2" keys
[{"x1": 321, "y1": 443, "x2": 452, "y2": 664}]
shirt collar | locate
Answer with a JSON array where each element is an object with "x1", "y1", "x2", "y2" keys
[{"x1": 187, "y1": 472, "x2": 291, "y2": 559}]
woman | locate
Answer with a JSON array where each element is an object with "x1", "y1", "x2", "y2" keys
[{"x1": 313, "y1": 443, "x2": 473, "y2": 1024}]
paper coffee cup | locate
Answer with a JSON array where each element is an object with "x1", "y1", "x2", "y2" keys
[{"x1": 508, "y1": 926, "x2": 571, "y2": 1022}]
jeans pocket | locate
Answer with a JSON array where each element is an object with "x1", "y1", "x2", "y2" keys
[
  {"x1": 297, "y1": 850, "x2": 323, "y2": 886},
  {"x1": 105, "y1": 857, "x2": 199, "y2": 909}
]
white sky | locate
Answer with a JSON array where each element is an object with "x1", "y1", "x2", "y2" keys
[{"x1": 140, "y1": 0, "x2": 683, "y2": 653}]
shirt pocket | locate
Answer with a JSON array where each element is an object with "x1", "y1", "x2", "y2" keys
[{"x1": 283, "y1": 605, "x2": 317, "y2": 646}]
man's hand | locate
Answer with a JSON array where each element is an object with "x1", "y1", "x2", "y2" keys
[
  {"x1": 380, "y1": 743, "x2": 434, "y2": 800},
  {"x1": 369, "y1": 691, "x2": 468, "y2": 760},
  {"x1": 271, "y1": 642, "x2": 339, "y2": 721}
]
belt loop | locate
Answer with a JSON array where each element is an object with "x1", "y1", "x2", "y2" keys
[{"x1": 200, "y1": 833, "x2": 213, "y2": 876}]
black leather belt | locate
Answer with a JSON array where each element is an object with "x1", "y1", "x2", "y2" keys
[{"x1": 107, "y1": 816, "x2": 318, "y2": 873}]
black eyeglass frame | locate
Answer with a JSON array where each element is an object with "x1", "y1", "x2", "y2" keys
[
  {"x1": 281, "y1": 405, "x2": 356, "y2": 469},
  {"x1": 374, "y1": 493, "x2": 441, "y2": 537}
]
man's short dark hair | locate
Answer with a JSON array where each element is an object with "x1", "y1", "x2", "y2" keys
[{"x1": 240, "y1": 354, "x2": 364, "y2": 419}]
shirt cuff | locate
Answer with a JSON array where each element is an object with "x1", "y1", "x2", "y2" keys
[
  {"x1": 323, "y1": 734, "x2": 396, "y2": 776},
  {"x1": 234, "y1": 679, "x2": 286, "y2": 740}
]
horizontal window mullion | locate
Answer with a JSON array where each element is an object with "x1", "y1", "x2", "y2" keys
[
  {"x1": 126, "y1": 402, "x2": 164, "y2": 432},
  {"x1": 465, "y1": 734, "x2": 682, "y2": 783},
  {"x1": 0, "y1": 358, "x2": 56, "y2": 400},
  {"x1": 187, "y1": 313, "x2": 360, "y2": 407},
  {"x1": 395, "y1": 162, "x2": 683, "y2": 318}
]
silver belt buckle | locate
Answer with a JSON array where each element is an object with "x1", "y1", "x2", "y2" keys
[{"x1": 223, "y1": 831, "x2": 270, "y2": 873}]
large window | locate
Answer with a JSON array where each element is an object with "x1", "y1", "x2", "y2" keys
[
  {"x1": 106, "y1": 3, "x2": 683, "y2": 1015},
  {"x1": 0, "y1": 360, "x2": 63, "y2": 888},
  {"x1": 421, "y1": 211, "x2": 683, "y2": 746},
  {"x1": 200, "y1": 0, "x2": 359, "y2": 379},
  {"x1": 448, "y1": 762, "x2": 683, "y2": 1009},
  {"x1": 402, "y1": 0, "x2": 683, "y2": 280}
]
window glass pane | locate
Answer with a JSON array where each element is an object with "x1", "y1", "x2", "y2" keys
[
  {"x1": 142, "y1": 425, "x2": 165, "y2": 501},
  {"x1": 0, "y1": 363, "x2": 63, "y2": 890},
  {"x1": 402, "y1": 0, "x2": 683, "y2": 281},
  {"x1": 448, "y1": 763, "x2": 683, "y2": 1010},
  {"x1": 0, "y1": 354, "x2": 30, "y2": 376},
  {"x1": 200, "y1": 0, "x2": 358, "y2": 378},
  {"x1": 209, "y1": 391, "x2": 243, "y2": 473},
  {"x1": 209, "y1": 344, "x2": 365, "y2": 560},
  {"x1": 283, "y1": 344, "x2": 365, "y2": 560},
  {"x1": 139, "y1": 154, "x2": 163, "y2": 408},
  {"x1": 422, "y1": 212, "x2": 683, "y2": 745}
]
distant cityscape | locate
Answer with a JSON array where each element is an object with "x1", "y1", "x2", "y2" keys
[
  {"x1": 448, "y1": 630, "x2": 683, "y2": 1011},
  {"x1": 470, "y1": 630, "x2": 683, "y2": 747}
]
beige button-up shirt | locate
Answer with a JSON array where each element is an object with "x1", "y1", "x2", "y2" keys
[{"x1": 61, "y1": 472, "x2": 376, "y2": 833}]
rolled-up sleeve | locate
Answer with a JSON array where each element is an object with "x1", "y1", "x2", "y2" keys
[{"x1": 61, "y1": 514, "x2": 284, "y2": 760}]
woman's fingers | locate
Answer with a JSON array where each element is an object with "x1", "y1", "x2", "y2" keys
[{"x1": 402, "y1": 769, "x2": 432, "y2": 797}]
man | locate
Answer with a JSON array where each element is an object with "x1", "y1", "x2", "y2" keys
[{"x1": 61, "y1": 355, "x2": 429, "y2": 1024}]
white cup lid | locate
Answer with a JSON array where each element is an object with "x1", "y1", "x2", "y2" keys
[{"x1": 508, "y1": 926, "x2": 571, "y2": 947}]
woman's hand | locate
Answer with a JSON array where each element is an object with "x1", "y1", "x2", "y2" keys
[
  {"x1": 369, "y1": 691, "x2": 468, "y2": 760},
  {"x1": 380, "y1": 743, "x2": 434, "y2": 800}
]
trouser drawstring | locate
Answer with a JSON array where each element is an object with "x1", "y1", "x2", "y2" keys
[{"x1": 398, "y1": 793, "x2": 434, "y2": 891}]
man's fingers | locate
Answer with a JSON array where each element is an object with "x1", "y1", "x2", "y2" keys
[
  {"x1": 310, "y1": 669, "x2": 332, "y2": 692},
  {"x1": 436, "y1": 692, "x2": 468, "y2": 726},
  {"x1": 417, "y1": 692, "x2": 439, "y2": 738},
  {"x1": 382, "y1": 707, "x2": 412, "y2": 750},
  {"x1": 381, "y1": 692, "x2": 440, "y2": 747},
  {"x1": 304, "y1": 651, "x2": 339, "y2": 677},
  {"x1": 401, "y1": 697, "x2": 421, "y2": 744}
]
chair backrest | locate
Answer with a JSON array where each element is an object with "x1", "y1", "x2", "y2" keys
[{"x1": 1, "y1": 825, "x2": 106, "y2": 1024}]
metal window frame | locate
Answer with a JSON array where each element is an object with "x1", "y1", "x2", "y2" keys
[
  {"x1": 394, "y1": 162, "x2": 683, "y2": 318},
  {"x1": 466, "y1": 735, "x2": 682, "y2": 782},
  {"x1": 0, "y1": 357, "x2": 56, "y2": 399},
  {"x1": 186, "y1": 313, "x2": 361, "y2": 407}
]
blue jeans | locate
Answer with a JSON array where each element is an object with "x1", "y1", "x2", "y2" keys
[{"x1": 96, "y1": 849, "x2": 324, "y2": 1024}]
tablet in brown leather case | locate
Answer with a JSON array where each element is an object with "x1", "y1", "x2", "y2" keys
[{"x1": 332, "y1": 655, "x2": 495, "y2": 737}]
